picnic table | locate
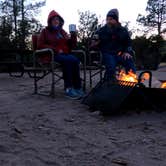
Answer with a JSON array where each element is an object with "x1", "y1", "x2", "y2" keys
[{"x1": 0, "y1": 49, "x2": 35, "y2": 77}]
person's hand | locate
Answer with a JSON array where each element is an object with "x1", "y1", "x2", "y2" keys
[
  {"x1": 122, "y1": 52, "x2": 132, "y2": 60},
  {"x1": 70, "y1": 31, "x2": 77, "y2": 36}
]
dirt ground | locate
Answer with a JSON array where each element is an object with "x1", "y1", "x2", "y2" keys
[{"x1": 0, "y1": 69, "x2": 166, "y2": 166}]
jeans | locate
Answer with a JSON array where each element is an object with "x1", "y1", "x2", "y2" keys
[
  {"x1": 102, "y1": 52, "x2": 136, "y2": 80},
  {"x1": 54, "y1": 54, "x2": 81, "y2": 89}
]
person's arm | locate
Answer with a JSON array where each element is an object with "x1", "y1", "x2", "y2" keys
[
  {"x1": 68, "y1": 32, "x2": 77, "y2": 49},
  {"x1": 121, "y1": 28, "x2": 134, "y2": 59},
  {"x1": 60, "y1": 29, "x2": 77, "y2": 50},
  {"x1": 37, "y1": 29, "x2": 56, "y2": 52}
]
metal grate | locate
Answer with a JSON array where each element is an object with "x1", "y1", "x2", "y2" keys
[{"x1": 118, "y1": 80, "x2": 137, "y2": 87}]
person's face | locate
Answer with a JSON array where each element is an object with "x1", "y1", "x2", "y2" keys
[
  {"x1": 51, "y1": 17, "x2": 60, "y2": 27},
  {"x1": 106, "y1": 16, "x2": 117, "y2": 27}
]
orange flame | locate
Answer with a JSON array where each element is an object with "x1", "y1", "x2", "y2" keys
[
  {"x1": 118, "y1": 71, "x2": 165, "y2": 89},
  {"x1": 118, "y1": 70, "x2": 138, "y2": 83},
  {"x1": 161, "y1": 82, "x2": 166, "y2": 89}
]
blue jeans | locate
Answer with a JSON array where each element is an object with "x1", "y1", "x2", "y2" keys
[
  {"x1": 54, "y1": 54, "x2": 81, "y2": 89},
  {"x1": 102, "y1": 52, "x2": 136, "y2": 80}
]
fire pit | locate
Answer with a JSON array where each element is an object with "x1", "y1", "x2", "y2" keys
[{"x1": 82, "y1": 71, "x2": 166, "y2": 115}]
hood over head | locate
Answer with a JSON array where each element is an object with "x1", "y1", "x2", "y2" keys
[{"x1": 47, "y1": 10, "x2": 64, "y2": 27}]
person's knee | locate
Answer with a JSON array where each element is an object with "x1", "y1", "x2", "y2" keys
[{"x1": 66, "y1": 55, "x2": 79, "y2": 64}]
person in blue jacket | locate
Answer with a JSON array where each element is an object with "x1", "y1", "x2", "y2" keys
[{"x1": 91, "y1": 9, "x2": 136, "y2": 81}]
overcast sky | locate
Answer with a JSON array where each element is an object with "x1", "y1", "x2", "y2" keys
[{"x1": 38, "y1": 0, "x2": 148, "y2": 32}]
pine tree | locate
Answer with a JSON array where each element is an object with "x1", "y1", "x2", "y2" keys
[
  {"x1": 137, "y1": 0, "x2": 166, "y2": 36},
  {"x1": 0, "y1": 0, "x2": 45, "y2": 49},
  {"x1": 78, "y1": 10, "x2": 99, "y2": 50}
]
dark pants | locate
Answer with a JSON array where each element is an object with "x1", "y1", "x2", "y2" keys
[
  {"x1": 54, "y1": 54, "x2": 81, "y2": 89},
  {"x1": 102, "y1": 52, "x2": 136, "y2": 80}
]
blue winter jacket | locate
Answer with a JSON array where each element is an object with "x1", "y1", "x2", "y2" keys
[{"x1": 96, "y1": 24, "x2": 133, "y2": 55}]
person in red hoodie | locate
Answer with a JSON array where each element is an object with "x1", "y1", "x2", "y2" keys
[{"x1": 37, "y1": 10, "x2": 84, "y2": 99}]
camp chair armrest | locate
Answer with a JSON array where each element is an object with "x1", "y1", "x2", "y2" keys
[
  {"x1": 33, "y1": 48, "x2": 55, "y2": 63},
  {"x1": 33, "y1": 48, "x2": 55, "y2": 71},
  {"x1": 34, "y1": 48, "x2": 54, "y2": 56}
]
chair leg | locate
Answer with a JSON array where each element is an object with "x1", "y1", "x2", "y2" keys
[
  {"x1": 33, "y1": 53, "x2": 38, "y2": 94},
  {"x1": 90, "y1": 69, "x2": 92, "y2": 88},
  {"x1": 50, "y1": 62, "x2": 55, "y2": 98},
  {"x1": 83, "y1": 65, "x2": 86, "y2": 92},
  {"x1": 34, "y1": 73, "x2": 38, "y2": 94},
  {"x1": 50, "y1": 80, "x2": 55, "y2": 98},
  {"x1": 100, "y1": 67, "x2": 103, "y2": 82}
]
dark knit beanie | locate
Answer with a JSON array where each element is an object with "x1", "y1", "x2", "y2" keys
[{"x1": 107, "y1": 8, "x2": 119, "y2": 22}]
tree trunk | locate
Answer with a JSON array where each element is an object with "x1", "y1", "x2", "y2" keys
[
  {"x1": 21, "y1": 0, "x2": 26, "y2": 49},
  {"x1": 13, "y1": 0, "x2": 17, "y2": 43},
  {"x1": 158, "y1": 22, "x2": 161, "y2": 36}
]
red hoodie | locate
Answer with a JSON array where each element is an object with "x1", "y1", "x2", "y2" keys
[{"x1": 37, "y1": 10, "x2": 77, "y2": 54}]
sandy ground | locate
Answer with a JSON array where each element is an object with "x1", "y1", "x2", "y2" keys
[{"x1": 0, "y1": 69, "x2": 166, "y2": 166}]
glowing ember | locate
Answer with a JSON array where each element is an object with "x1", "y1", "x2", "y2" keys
[
  {"x1": 118, "y1": 70, "x2": 138, "y2": 83},
  {"x1": 161, "y1": 82, "x2": 166, "y2": 89}
]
